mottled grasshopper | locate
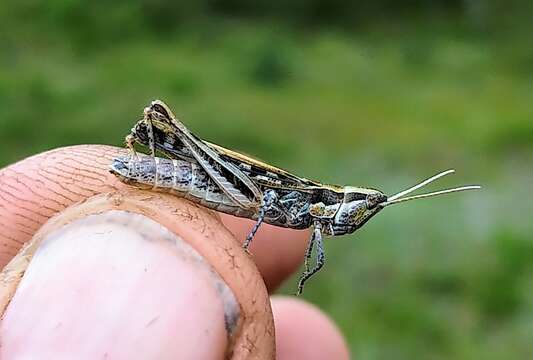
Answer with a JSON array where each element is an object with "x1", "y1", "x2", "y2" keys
[{"x1": 111, "y1": 100, "x2": 480, "y2": 294}]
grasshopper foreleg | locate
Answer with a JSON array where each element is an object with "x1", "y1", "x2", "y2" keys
[
  {"x1": 297, "y1": 222, "x2": 325, "y2": 295},
  {"x1": 243, "y1": 189, "x2": 277, "y2": 251}
]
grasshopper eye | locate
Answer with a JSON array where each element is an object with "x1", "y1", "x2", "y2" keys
[{"x1": 366, "y1": 193, "x2": 387, "y2": 210}]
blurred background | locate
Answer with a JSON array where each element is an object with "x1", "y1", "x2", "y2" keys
[{"x1": 1, "y1": 0, "x2": 532, "y2": 358}]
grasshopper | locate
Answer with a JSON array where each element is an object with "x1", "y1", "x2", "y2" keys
[{"x1": 112, "y1": 100, "x2": 480, "y2": 294}]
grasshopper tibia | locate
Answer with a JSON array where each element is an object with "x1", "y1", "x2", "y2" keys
[
  {"x1": 243, "y1": 189, "x2": 278, "y2": 251},
  {"x1": 297, "y1": 222, "x2": 325, "y2": 295}
]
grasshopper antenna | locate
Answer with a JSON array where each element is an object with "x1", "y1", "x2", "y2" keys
[{"x1": 383, "y1": 169, "x2": 481, "y2": 207}]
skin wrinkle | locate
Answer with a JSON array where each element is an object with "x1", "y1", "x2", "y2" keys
[
  {"x1": 0, "y1": 146, "x2": 126, "y2": 265},
  {"x1": 0, "y1": 246, "x2": 19, "y2": 256},
  {"x1": 50, "y1": 161, "x2": 107, "y2": 187},
  {"x1": 2, "y1": 171, "x2": 61, "y2": 214},
  {"x1": 44, "y1": 162, "x2": 85, "y2": 185},
  {"x1": 70, "y1": 146, "x2": 123, "y2": 162},
  {"x1": 0, "y1": 172, "x2": 58, "y2": 209},
  {"x1": 35, "y1": 169, "x2": 79, "y2": 203},
  {"x1": 18, "y1": 175, "x2": 67, "y2": 210},
  {"x1": 77, "y1": 154, "x2": 117, "y2": 169},
  {"x1": 0, "y1": 251, "x2": 16, "y2": 261},
  {"x1": 0, "y1": 183, "x2": 53, "y2": 219},
  {"x1": 0, "y1": 187, "x2": 56, "y2": 220},
  {"x1": 0, "y1": 214, "x2": 39, "y2": 239},
  {"x1": 40, "y1": 167, "x2": 80, "y2": 189},
  {"x1": 0, "y1": 231, "x2": 24, "y2": 246},
  {"x1": 0, "y1": 198, "x2": 46, "y2": 228},
  {"x1": 0, "y1": 217, "x2": 38, "y2": 238},
  {"x1": 36, "y1": 168, "x2": 88, "y2": 201},
  {"x1": 72, "y1": 147, "x2": 127, "y2": 177},
  {"x1": 58, "y1": 155, "x2": 111, "y2": 178},
  {"x1": 40, "y1": 163, "x2": 80, "y2": 182},
  {"x1": 0, "y1": 234, "x2": 22, "y2": 246}
]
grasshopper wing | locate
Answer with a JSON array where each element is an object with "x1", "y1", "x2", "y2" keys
[{"x1": 146, "y1": 100, "x2": 263, "y2": 209}]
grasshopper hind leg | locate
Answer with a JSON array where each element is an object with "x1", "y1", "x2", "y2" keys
[
  {"x1": 146, "y1": 117, "x2": 156, "y2": 157},
  {"x1": 243, "y1": 189, "x2": 278, "y2": 251},
  {"x1": 297, "y1": 222, "x2": 325, "y2": 295}
]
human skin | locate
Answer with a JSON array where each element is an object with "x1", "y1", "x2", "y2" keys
[{"x1": 0, "y1": 145, "x2": 350, "y2": 359}]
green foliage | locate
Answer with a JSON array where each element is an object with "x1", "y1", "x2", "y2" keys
[
  {"x1": 249, "y1": 39, "x2": 292, "y2": 87},
  {"x1": 469, "y1": 231, "x2": 533, "y2": 320},
  {"x1": 1, "y1": 2, "x2": 533, "y2": 358}
]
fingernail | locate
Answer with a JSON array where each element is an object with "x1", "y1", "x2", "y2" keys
[{"x1": 0, "y1": 210, "x2": 239, "y2": 359}]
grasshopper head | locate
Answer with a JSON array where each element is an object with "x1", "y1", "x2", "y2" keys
[
  {"x1": 328, "y1": 187, "x2": 387, "y2": 235},
  {"x1": 329, "y1": 170, "x2": 480, "y2": 236}
]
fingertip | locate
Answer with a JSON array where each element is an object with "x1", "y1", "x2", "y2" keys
[
  {"x1": 1, "y1": 210, "x2": 230, "y2": 359},
  {"x1": 0, "y1": 190, "x2": 276, "y2": 359},
  {"x1": 271, "y1": 296, "x2": 350, "y2": 360}
]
